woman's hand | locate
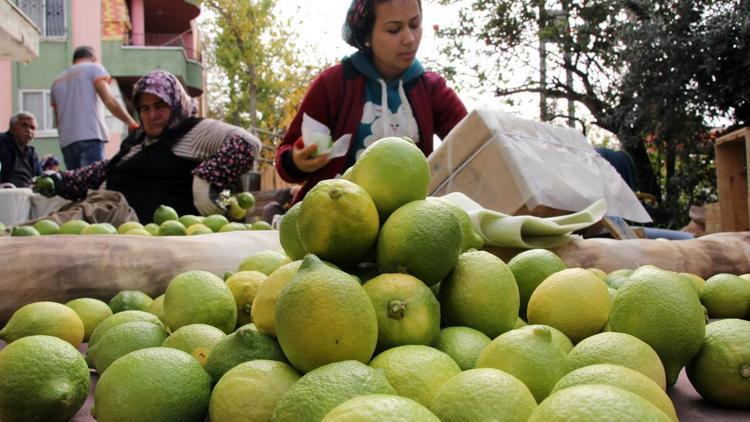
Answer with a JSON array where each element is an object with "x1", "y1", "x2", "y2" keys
[{"x1": 292, "y1": 138, "x2": 330, "y2": 173}]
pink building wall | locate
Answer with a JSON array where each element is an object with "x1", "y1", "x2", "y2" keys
[
  {"x1": 0, "y1": 62, "x2": 11, "y2": 130},
  {"x1": 71, "y1": 0, "x2": 102, "y2": 59}
]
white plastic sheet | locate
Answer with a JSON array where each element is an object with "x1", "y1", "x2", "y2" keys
[{"x1": 0, "y1": 188, "x2": 34, "y2": 226}]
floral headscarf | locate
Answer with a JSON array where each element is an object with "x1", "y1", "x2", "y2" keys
[
  {"x1": 342, "y1": 0, "x2": 423, "y2": 51},
  {"x1": 342, "y1": 0, "x2": 370, "y2": 50},
  {"x1": 132, "y1": 69, "x2": 195, "y2": 130}
]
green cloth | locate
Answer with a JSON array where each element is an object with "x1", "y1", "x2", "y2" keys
[{"x1": 441, "y1": 192, "x2": 608, "y2": 249}]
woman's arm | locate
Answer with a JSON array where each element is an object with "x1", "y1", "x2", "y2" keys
[
  {"x1": 275, "y1": 65, "x2": 343, "y2": 183},
  {"x1": 428, "y1": 73, "x2": 468, "y2": 139},
  {"x1": 191, "y1": 134, "x2": 256, "y2": 190},
  {"x1": 58, "y1": 161, "x2": 109, "y2": 200}
]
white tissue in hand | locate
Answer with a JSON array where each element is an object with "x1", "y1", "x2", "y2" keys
[
  {"x1": 301, "y1": 113, "x2": 351, "y2": 158},
  {"x1": 306, "y1": 132, "x2": 332, "y2": 156}
]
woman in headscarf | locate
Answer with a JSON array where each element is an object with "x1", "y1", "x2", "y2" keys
[
  {"x1": 40, "y1": 69, "x2": 261, "y2": 223},
  {"x1": 274, "y1": 0, "x2": 467, "y2": 204}
]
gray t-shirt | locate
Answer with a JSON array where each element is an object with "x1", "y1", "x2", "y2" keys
[{"x1": 51, "y1": 62, "x2": 110, "y2": 148}]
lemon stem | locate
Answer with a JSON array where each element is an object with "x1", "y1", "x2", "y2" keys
[
  {"x1": 741, "y1": 365, "x2": 750, "y2": 378},
  {"x1": 388, "y1": 300, "x2": 407, "y2": 319},
  {"x1": 329, "y1": 188, "x2": 342, "y2": 200}
]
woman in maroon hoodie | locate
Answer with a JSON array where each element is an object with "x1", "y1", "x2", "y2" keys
[{"x1": 275, "y1": 0, "x2": 467, "y2": 204}]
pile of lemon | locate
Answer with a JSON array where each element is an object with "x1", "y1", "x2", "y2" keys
[
  {"x1": 1, "y1": 137, "x2": 750, "y2": 421},
  {"x1": 7, "y1": 191, "x2": 271, "y2": 237}
]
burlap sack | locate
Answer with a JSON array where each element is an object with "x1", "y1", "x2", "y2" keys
[
  {"x1": 23, "y1": 189, "x2": 139, "y2": 227},
  {"x1": 486, "y1": 231, "x2": 750, "y2": 278}
]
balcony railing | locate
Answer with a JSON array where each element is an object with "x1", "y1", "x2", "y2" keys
[{"x1": 123, "y1": 31, "x2": 196, "y2": 60}]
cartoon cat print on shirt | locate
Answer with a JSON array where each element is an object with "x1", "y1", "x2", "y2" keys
[{"x1": 356, "y1": 101, "x2": 420, "y2": 160}]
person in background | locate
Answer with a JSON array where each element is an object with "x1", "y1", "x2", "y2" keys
[
  {"x1": 275, "y1": 0, "x2": 467, "y2": 204},
  {"x1": 40, "y1": 155, "x2": 60, "y2": 172},
  {"x1": 0, "y1": 112, "x2": 42, "y2": 188},
  {"x1": 38, "y1": 69, "x2": 261, "y2": 223},
  {"x1": 51, "y1": 45, "x2": 139, "y2": 170},
  {"x1": 262, "y1": 185, "x2": 300, "y2": 225}
]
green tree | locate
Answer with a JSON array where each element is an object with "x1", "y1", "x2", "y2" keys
[
  {"x1": 200, "y1": 0, "x2": 320, "y2": 164},
  {"x1": 437, "y1": 0, "x2": 744, "y2": 227}
]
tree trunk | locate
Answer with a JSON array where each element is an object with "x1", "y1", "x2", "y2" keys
[{"x1": 624, "y1": 139, "x2": 660, "y2": 199}]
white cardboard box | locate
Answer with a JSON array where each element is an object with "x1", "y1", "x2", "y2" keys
[{"x1": 428, "y1": 108, "x2": 651, "y2": 223}]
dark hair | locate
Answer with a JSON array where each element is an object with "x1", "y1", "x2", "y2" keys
[
  {"x1": 343, "y1": 0, "x2": 422, "y2": 51},
  {"x1": 73, "y1": 46, "x2": 96, "y2": 62},
  {"x1": 276, "y1": 188, "x2": 294, "y2": 206},
  {"x1": 41, "y1": 155, "x2": 60, "y2": 171}
]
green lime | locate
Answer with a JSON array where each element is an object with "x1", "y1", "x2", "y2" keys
[
  {"x1": 440, "y1": 250, "x2": 519, "y2": 338},
  {"x1": 162, "y1": 323, "x2": 226, "y2": 367},
  {"x1": 369, "y1": 345, "x2": 461, "y2": 408},
  {"x1": 143, "y1": 223, "x2": 160, "y2": 236},
  {"x1": 552, "y1": 364, "x2": 677, "y2": 420},
  {"x1": 219, "y1": 222, "x2": 248, "y2": 232},
  {"x1": 80, "y1": 223, "x2": 116, "y2": 235},
  {"x1": 236, "y1": 192, "x2": 256, "y2": 210},
  {"x1": 178, "y1": 214, "x2": 204, "y2": 228},
  {"x1": 158, "y1": 220, "x2": 186, "y2": 236},
  {"x1": 430, "y1": 368, "x2": 537, "y2": 422},
  {"x1": 271, "y1": 360, "x2": 395, "y2": 421},
  {"x1": 250, "y1": 221, "x2": 273, "y2": 230},
  {"x1": 507, "y1": 249, "x2": 567, "y2": 314},
  {"x1": 363, "y1": 273, "x2": 441, "y2": 351},
  {"x1": 11, "y1": 226, "x2": 40, "y2": 236},
  {"x1": 686, "y1": 318, "x2": 750, "y2": 408},
  {"x1": 164, "y1": 270, "x2": 237, "y2": 333},
  {"x1": 109, "y1": 290, "x2": 154, "y2": 313},
  {"x1": 203, "y1": 214, "x2": 230, "y2": 232},
  {"x1": 0, "y1": 301, "x2": 84, "y2": 347},
  {"x1": 209, "y1": 360, "x2": 299, "y2": 422},
  {"x1": 204, "y1": 323, "x2": 287, "y2": 382},
  {"x1": 153, "y1": 205, "x2": 179, "y2": 225},
  {"x1": 64, "y1": 298, "x2": 113, "y2": 342},
  {"x1": 58, "y1": 220, "x2": 89, "y2": 235},
  {"x1": 33, "y1": 220, "x2": 60, "y2": 235},
  {"x1": 186, "y1": 223, "x2": 213, "y2": 235},
  {"x1": 116, "y1": 221, "x2": 144, "y2": 234},
  {"x1": 237, "y1": 249, "x2": 291, "y2": 275},
  {"x1": 88, "y1": 321, "x2": 169, "y2": 374},
  {"x1": 279, "y1": 202, "x2": 307, "y2": 260},
  {"x1": 326, "y1": 394, "x2": 439, "y2": 421},
  {"x1": 432, "y1": 326, "x2": 491, "y2": 370},
  {"x1": 0, "y1": 335, "x2": 89, "y2": 422},
  {"x1": 92, "y1": 347, "x2": 212, "y2": 422},
  {"x1": 528, "y1": 384, "x2": 672, "y2": 421}
]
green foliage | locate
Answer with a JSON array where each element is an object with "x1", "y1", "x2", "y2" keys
[
  {"x1": 436, "y1": 0, "x2": 745, "y2": 228},
  {"x1": 200, "y1": 0, "x2": 323, "y2": 165}
]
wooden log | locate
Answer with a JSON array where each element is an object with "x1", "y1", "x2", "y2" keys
[
  {"x1": 0, "y1": 231, "x2": 282, "y2": 323},
  {"x1": 486, "y1": 231, "x2": 750, "y2": 278}
]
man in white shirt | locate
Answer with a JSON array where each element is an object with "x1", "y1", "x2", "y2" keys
[{"x1": 51, "y1": 46, "x2": 138, "y2": 169}]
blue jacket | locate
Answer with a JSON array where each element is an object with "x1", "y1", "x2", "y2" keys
[{"x1": 0, "y1": 131, "x2": 42, "y2": 184}]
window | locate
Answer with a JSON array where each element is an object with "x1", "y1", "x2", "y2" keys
[
  {"x1": 19, "y1": 90, "x2": 56, "y2": 135},
  {"x1": 17, "y1": 0, "x2": 66, "y2": 38}
]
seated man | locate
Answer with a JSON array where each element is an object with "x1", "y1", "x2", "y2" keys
[
  {"x1": 38, "y1": 70, "x2": 261, "y2": 223},
  {"x1": 0, "y1": 112, "x2": 43, "y2": 188}
]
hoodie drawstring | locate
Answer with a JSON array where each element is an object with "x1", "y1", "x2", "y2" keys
[
  {"x1": 398, "y1": 79, "x2": 414, "y2": 140},
  {"x1": 378, "y1": 79, "x2": 391, "y2": 137}
]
